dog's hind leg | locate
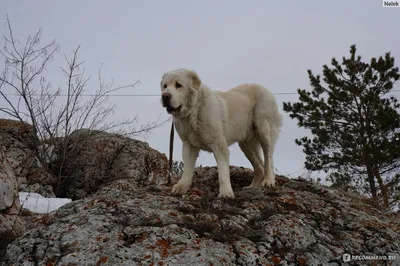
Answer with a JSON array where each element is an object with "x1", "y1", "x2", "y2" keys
[
  {"x1": 254, "y1": 118, "x2": 277, "y2": 188},
  {"x1": 253, "y1": 89, "x2": 281, "y2": 188},
  {"x1": 261, "y1": 125, "x2": 280, "y2": 186},
  {"x1": 239, "y1": 139, "x2": 265, "y2": 188}
]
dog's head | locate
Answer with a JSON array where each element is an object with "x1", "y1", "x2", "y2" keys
[{"x1": 160, "y1": 68, "x2": 202, "y2": 117}]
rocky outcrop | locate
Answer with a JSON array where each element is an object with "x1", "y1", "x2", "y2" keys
[
  {"x1": 0, "y1": 119, "x2": 56, "y2": 259},
  {"x1": 3, "y1": 167, "x2": 400, "y2": 265},
  {"x1": 55, "y1": 129, "x2": 170, "y2": 200},
  {"x1": 0, "y1": 119, "x2": 55, "y2": 198},
  {"x1": 1, "y1": 121, "x2": 399, "y2": 265},
  {"x1": 0, "y1": 146, "x2": 26, "y2": 260}
]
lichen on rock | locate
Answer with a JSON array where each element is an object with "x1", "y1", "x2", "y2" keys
[
  {"x1": 1, "y1": 122, "x2": 399, "y2": 265},
  {"x1": 3, "y1": 168, "x2": 400, "y2": 265}
]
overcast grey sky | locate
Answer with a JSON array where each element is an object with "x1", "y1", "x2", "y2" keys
[{"x1": 1, "y1": 0, "x2": 399, "y2": 179}]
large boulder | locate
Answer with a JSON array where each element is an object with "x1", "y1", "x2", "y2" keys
[
  {"x1": 3, "y1": 167, "x2": 399, "y2": 265},
  {"x1": 0, "y1": 119, "x2": 56, "y2": 259},
  {"x1": 0, "y1": 120, "x2": 55, "y2": 198},
  {"x1": 0, "y1": 147, "x2": 26, "y2": 260},
  {"x1": 56, "y1": 129, "x2": 169, "y2": 200}
]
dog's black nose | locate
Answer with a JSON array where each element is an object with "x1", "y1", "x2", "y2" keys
[{"x1": 162, "y1": 92, "x2": 171, "y2": 105}]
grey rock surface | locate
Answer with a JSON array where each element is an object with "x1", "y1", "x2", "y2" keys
[
  {"x1": 3, "y1": 167, "x2": 400, "y2": 265},
  {"x1": 0, "y1": 119, "x2": 55, "y2": 198},
  {"x1": 56, "y1": 129, "x2": 170, "y2": 200},
  {"x1": 0, "y1": 119, "x2": 55, "y2": 259},
  {"x1": 0, "y1": 141, "x2": 26, "y2": 260},
  {"x1": 1, "y1": 121, "x2": 399, "y2": 265}
]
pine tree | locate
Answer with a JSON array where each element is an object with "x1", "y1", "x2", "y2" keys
[{"x1": 283, "y1": 45, "x2": 400, "y2": 209}]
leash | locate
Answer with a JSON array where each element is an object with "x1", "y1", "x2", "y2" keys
[{"x1": 167, "y1": 119, "x2": 174, "y2": 186}]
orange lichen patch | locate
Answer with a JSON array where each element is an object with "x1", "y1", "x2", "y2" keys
[
  {"x1": 156, "y1": 239, "x2": 172, "y2": 258},
  {"x1": 296, "y1": 257, "x2": 306, "y2": 266},
  {"x1": 154, "y1": 238, "x2": 186, "y2": 259},
  {"x1": 45, "y1": 258, "x2": 57, "y2": 266},
  {"x1": 136, "y1": 232, "x2": 149, "y2": 243},
  {"x1": 170, "y1": 246, "x2": 186, "y2": 256},
  {"x1": 158, "y1": 262, "x2": 165, "y2": 266},
  {"x1": 277, "y1": 196, "x2": 297, "y2": 205},
  {"x1": 168, "y1": 212, "x2": 178, "y2": 217},
  {"x1": 190, "y1": 189, "x2": 206, "y2": 197},
  {"x1": 96, "y1": 256, "x2": 109, "y2": 266},
  {"x1": 271, "y1": 256, "x2": 281, "y2": 264},
  {"x1": 245, "y1": 200, "x2": 269, "y2": 210},
  {"x1": 276, "y1": 175, "x2": 289, "y2": 185}
]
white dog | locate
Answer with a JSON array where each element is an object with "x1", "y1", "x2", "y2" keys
[{"x1": 160, "y1": 68, "x2": 282, "y2": 198}]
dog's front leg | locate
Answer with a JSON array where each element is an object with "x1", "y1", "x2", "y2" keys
[
  {"x1": 212, "y1": 141, "x2": 234, "y2": 199},
  {"x1": 172, "y1": 141, "x2": 199, "y2": 195}
]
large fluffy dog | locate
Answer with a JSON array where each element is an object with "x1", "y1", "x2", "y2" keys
[{"x1": 160, "y1": 68, "x2": 282, "y2": 198}]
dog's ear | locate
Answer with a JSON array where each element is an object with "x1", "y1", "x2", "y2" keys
[{"x1": 188, "y1": 70, "x2": 201, "y2": 88}]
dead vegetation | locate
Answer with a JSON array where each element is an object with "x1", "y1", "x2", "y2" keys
[{"x1": 0, "y1": 17, "x2": 167, "y2": 196}]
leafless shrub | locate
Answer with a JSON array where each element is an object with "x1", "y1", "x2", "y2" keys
[{"x1": 0, "y1": 16, "x2": 167, "y2": 194}]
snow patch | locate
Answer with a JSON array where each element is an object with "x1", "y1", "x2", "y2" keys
[{"x1": 19, "y1": 192, "x2": 72, "y2": 214}]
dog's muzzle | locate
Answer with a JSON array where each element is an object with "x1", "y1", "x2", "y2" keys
[
  {"x1": 162, "y1": 92, "x2": 181, "y2": 113},
  {"x1": 165, "y1": 105, "x2": 182, "y2": 114}
]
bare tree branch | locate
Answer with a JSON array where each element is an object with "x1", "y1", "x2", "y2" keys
[{"x1": 0, "y1": 17, "x2": 166, "y2": 195}]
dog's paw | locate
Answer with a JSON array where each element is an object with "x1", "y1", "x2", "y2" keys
[
  {"x1": 172, "y1": 181, "x2": 191, "y2": 195},
  {"x1": 218, "y1": 187, "x2": 235, "y2": 199},
  {"x1": 261, "y1": 177, "x2": 276, "y2": 188}
]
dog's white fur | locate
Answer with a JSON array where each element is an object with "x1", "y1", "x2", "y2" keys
[{"x1": 161, "y1": 68, "x2": 283, "y2": 198}]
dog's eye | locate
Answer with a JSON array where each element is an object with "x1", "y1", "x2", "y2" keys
[
  {"x1": 163, "y1": 84, "x2": 167, "y2": 89},
  {"x1": 176, "y1": 83, "x2": 182, "y2": 89}
]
